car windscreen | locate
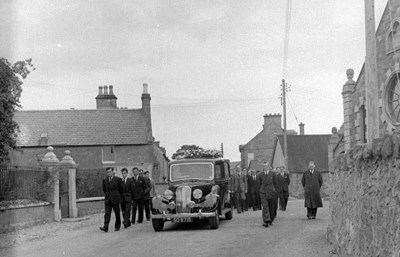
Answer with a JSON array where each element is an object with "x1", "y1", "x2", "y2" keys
[{"x1": 170, "y1": 163, "x2": 213, "y2": 181}]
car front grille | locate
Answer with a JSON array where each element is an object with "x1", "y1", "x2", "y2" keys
[{"x1": 175, "y1": 186, "x2": 191, "y2": 213}]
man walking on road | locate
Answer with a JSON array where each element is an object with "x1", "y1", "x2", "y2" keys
[
  {"x1": 131, "y1": 167, "x2": 147, "y2": 224},
  {"x1": 120, "y1": 168, "x2": 133, "y2": 228},
  {"x1": 257, "y1": 161, "x2": 277, "y2": 227},
  {"x1": 276, "y1": 166, "x2": 290, "y2": 211},
  {"x1": 143, "y1": 171, "x2": 153, "y2": 221},
  {"x1": 301, "y1": 161, "x2": 323, "y2": 219},
  {"x1": 100, "y1": 167, "x2": 123, "y2": 232},
  {"x1": 230, "y1": 166, "x2": 247, "y2": 214}
]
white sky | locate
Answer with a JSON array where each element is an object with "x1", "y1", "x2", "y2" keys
[{"x1": 0, "y1": 0, "x2": 388, "y2": 161}]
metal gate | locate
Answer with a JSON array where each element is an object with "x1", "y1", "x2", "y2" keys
[{"x1": 59, "y1": 169, "x2": 69, "y2": 218}]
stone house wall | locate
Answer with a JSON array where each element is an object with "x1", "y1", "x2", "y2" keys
[
  {"x1": 11, "y1": 144, "x2": 166, "y2": 182},
  {"x1": 327, "y1": 134, "x2": 400, "y2": 256}
]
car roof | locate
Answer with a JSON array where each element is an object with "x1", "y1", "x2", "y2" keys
[{"x1": 169, "y1": 158, "x2": 229, "y2": 165}]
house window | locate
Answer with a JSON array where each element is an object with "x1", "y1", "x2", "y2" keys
[
  {"x1": 153, "y1": 163, "x2": 160, "y2": 177},
  {"x1": 102, "y1": 146, "x2": 116, "y2": 164},
  {"x1": 247, "y1": 153, "x2": 254, "y2": 160}
]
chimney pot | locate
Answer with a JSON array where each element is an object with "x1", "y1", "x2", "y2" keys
[
  {"x1": 109, "y1": 85, "x2": 114, "y2": 95},
  {"x1": 98, "y1": 86, "x2": 103, "y2": 95},
  {"x1": 103, "y1": 85, "x2": 108, "y2": 95},
  {"x1": 143, "y1": 83, "x2": 148, "y2": 94},
  {"x1": 299, "y1": 122, "x2": 305, "y2": 135}
]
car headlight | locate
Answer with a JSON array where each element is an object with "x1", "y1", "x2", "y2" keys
[
  {"x1": 193, "y1": 189, "x2": 203, "y2": 199},
  {"x1": 164, "y1": 189, "x2": 173, "y2": 200}
]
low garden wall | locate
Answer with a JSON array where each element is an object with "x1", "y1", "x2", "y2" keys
[
  {"x1": 77, "y1": 197, "x2": 104, "y2": 217},
  {"x1": 327, "y1": 134, "x2": 400, "y2": 256},
  {"x1": 0, "y1": 202, "x2": 53, "y2": 233}
]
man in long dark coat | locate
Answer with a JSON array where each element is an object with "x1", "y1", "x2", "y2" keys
[
  {"x1": 257, "y1": 161, "x2": 277, "y2": 227},
  {"x1": 100, "y1": 167, "x2": 123, "y2": 232},
  {"x1": 301, "y1": 161, "x2": 323, "y2": 219}
]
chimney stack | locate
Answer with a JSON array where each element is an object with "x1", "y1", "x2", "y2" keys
[
  {"x1": 95, "y1": 85, "x2": 117, "y2": 109},
  {"x1": 299, "y1": 122, "x2": 305, "y2": 135},
  {"x1": 263, "y1": 113, "x2": 282, "y2": 134},
  {"x1": 141, "y1": 83, "x2": 153, "y2": 142}
]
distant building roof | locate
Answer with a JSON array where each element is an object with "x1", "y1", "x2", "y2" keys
[
  {"x1": 14, "y1": 109, "x2": 150, "y2": 147},
  {"x1": 248, "y1": 160, "x2": 264, "y2": 172},
  {"x1": 274, "y1": 134, "x2": 331, "y2": 172}
]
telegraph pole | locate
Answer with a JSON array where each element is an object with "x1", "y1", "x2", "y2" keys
[
  {"x1": 281, "y1": 0, "x2": 292, "y2": 171},
  {"x1": 282, "y1": 79, "x2": 288, "y2": 170}
]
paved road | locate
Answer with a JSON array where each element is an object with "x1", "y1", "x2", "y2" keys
[{"x1": 1, "y1": 200, "x2": 334, "y2": 257}]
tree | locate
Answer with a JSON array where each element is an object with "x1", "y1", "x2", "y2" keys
[{"x1": 0, "y1": 58, "x2": 34, "y2": 163}]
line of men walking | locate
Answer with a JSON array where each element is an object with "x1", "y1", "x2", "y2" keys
[
  {"x1": 100, "y1": 167, "x2": 156, "y2": 232},
  {"x1": 232, "y1": 160, "x2": 323, "y2": 228}
]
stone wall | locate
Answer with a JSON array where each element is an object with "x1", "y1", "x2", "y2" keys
[
  {"x1": 327, "y1": 135, "x2": 400, "y2": 256},
  {"x1": 0, "y1": 203, "x2": 53, "y2": 233}
]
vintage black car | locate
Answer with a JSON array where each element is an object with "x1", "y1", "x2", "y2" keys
[{"x1": 151, "y1": 158, "x2": 233, "y2": 231}]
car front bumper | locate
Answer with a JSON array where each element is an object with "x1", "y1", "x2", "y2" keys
[{"x1": 152, "y1": 210, "x2": 216, "y2": 220}]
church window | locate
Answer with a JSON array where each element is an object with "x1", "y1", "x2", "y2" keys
[
  {"x1": 385, "y1": 71, "x2": 400, "y2": 124},
  {"x1": 387, "y1": 20, "x2": 400, "y2": 54}
]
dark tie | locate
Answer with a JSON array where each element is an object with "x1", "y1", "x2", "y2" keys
[{"x1": 109, "y1": 177, "x2": 111, "y2": 183}]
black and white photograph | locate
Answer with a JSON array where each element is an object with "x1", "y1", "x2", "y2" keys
[{"x1": 0, "y1": 0, "x2": 398, "y2": 256}]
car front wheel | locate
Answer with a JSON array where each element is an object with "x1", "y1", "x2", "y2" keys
[
  {"x1": 152, "y1": 218, "x2": 164, "y2": 232},
  {"x1": 209, "y1": 211, "x2": 219, "y2": 229}
]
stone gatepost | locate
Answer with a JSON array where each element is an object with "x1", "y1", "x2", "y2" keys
[
  {"x1": 40, "y1": 146, "x2": 61, "y2": 221},
  {"x1": 342, "y1": 69, "x2": 355, "y2": 152},
  {"x1": 60, "y1": 150, "x2": 78, "y2": 218}
]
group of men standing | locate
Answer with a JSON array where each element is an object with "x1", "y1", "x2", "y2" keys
[
  {"x1": 100, "y1": 167, "x2": 156, "y2": 232},
  {"x1": 233, "y1": 160, "x2": 323, "y2": 228}
]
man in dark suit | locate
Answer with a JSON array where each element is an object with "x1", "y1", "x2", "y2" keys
[
  {"x1": 120, "y1": 168, "x2": 133, "y2": 228},
  {"x1": 280, "y1": 166, "x2": 290, "y2": 211},
  {"x1": 131, "y1": 167, "x2": 147, "y2": 224},
  {"x1": 256, "y1": 161, "x2": 277, "y2": 227},
  {"x1": 276, "y1": 166, "x2": 291, "y2": 211},
  {"x1": 247, "y1": 169, "x2": 258, "y2": 211},
  {"x1": 142, "y1": 171, "x2": 152, "y2": 221},
  {"x1": 301, "y1": 161, "x2": 323, "y2": 219},
  {"x1": 100, "y1": 167, "x2": 123, "y2": 232}
]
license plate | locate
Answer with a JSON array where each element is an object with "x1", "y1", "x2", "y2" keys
[{"x1": 172, "y1": 217, "x2": 192, "y2": 223}]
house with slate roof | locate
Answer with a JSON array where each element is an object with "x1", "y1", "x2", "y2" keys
[
  {"x1": 239, "y1": 113, "x2": 297, "y2": 169},
  {"x1": 271, "y1": 133, "x2": 331, "y2": 198},
  {"x1": 11, "y1": 84, "x2": 168, "y2": 182}
]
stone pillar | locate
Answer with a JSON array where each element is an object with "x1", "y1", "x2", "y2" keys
[
  {"x1": 328, "y1": 127, "x2": 341, "y2": 164},
  {"x1": 364, "y1": 0, "x2": 380, "y2": 148},
  {"x1": 40, "y1": 146, "x2": 61, "y2": 221},
  {"x1": 342, "y1": 69, "x2": 356, "y2": 152},
  {"x1": 60, "y1": 150, "x2": 78, "y2": 218}
]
